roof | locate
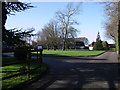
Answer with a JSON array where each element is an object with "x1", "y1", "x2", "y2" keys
[
  {"x1": 75, "y1": 37, "x2": 87, "y2": 42},
  {"x1": 89, "y1": 42, "x2": 95, "y2": 47},
  {"x1": 67, "y1": 37, "x2": 87, "y2": 42}
]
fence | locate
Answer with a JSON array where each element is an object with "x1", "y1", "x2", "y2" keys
[{"x1": 2, "y1": 49, "x2": 43, "y2": 80}]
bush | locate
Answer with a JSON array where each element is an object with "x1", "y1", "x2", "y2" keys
[
  {"x1": 102, "y1": 41, "x2": 109, "y2": 50},
  {"x1": 93, "y1": 42, "x2": 103, "y2": 50},
  {"x1": 14, "y1": 45, "x2": 29, "y2": 60}
]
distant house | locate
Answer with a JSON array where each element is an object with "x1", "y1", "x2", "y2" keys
[
  {"x1": 102, "y1": 41, "x2": 109, "y2": 50},
  {"x1": 68, "y1": 37, "x2": 89, "y2": 49},
  {"x1": 89, "y1": 42, "x2": 95, "y2": 50},
  {"x1": 89, "y1": 42, "x2": 95, "y2": 47},
  {"x1": 108, "y1": 44, "x2": 115, "y2": 48},
  {"x1": 75, "y1": 37, "x2": 89, "y2": 47},
  {"x1": 37, "y1": 37, "x2": 89, "y2": 49},
  {"x1": 75, "y1": 41, "x2": 85, "y2": 49}
]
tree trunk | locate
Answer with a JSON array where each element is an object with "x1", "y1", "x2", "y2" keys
[
  {"x1": 118, "y1": 20, "x2": 120, "y2": 56},
  {"x1": 63, "y1": 39, "x2": 65, "y2": 50},
  {"x1": 115, "y1": 20, "x2": 119, "y2": 56}
]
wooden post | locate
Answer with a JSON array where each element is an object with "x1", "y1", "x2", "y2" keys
[
  {"x1": 27, "y1": 50, "x2": 31, "y2": 78},
  {"x1": 39, "y1": 49, "x2": 43, "y2": 66}
]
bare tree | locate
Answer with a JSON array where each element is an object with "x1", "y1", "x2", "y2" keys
[
  {"x1": 37, "y1": 20, "x2": 60, "y2": 50},
  {"x1": 103, "y1": 2, "x2": 118, "y2": 41},
  {"x1": 37, "y1": 31, "x2": 47, "y2": 48},
  {"x1": 56, "y1": 3, "x2": 81, "y2": 50},
  {"x1": 102, "y1": 2, "x2": 119, "y2": 54}
]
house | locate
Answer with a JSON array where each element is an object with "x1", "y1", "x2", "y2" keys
[
  {"x1": 37, "y1": 37, "x2": 89, "y2": 49},
  {"x1": 68, "y1": 37, "x2": 89, "y2": 49},
  {"x1": 75, "y1": 37, "x2": 89, "y2": 47},
  {"x1": 75, "y1": 41, "x2": 85, "y2": 49},
  {"x1": 108, "y1": 44, "x2": 115, "y2": 48},
  {"x1": 89, "y1": 42, "x2": 95, "y2": 50}
]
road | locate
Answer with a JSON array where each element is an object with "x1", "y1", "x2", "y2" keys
[{"x1": 13, "y1": 51, "x2": 120, "y2": 89}]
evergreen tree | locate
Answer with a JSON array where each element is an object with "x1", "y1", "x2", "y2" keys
[
  {"x1": 2, "y1": 1, "x2": 34, "y2": 47},
  {"x1": 93, "y1": 32, "x2": 103, "y2": 50}
]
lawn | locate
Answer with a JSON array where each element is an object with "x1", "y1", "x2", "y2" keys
[
  {"x1": 2, "y1": 57, "x2": 47, "y2": 89},
  {"x1": 33, "y1": 49, "x2": 106, "y2": 57},
  {"x1": 2, "y1": 64, "x2": 47, "y2": 89},
  {"x1": 2, "y1": 60, "x2": 41, "y2": 78}
]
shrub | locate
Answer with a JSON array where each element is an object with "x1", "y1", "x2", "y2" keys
[
  {"x1": 93, "y1": 42, "x2": 103, "y2": 50},
  {"x1": 102, "y1": 41, "x2": 109, "y2": 50},
  {"x1": 14, "y1": 45, "x2": 29, "y2": 60}
]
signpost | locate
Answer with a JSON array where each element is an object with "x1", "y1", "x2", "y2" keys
[
  {"x1": 38, "y1": 45, "x2": 42, "y2": 49},
  {"x1": 38, "y1": 45, "x2": 43, "y2": 66}
]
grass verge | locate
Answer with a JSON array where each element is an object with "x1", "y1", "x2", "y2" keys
[
  {"x1": 33, "y1": 49, "x2": 106, "y2": 57},
  {"x1": 2, "y1": 63, "x2": 47, "y2": 89},
  {"x1": 2, "y1": 60, "x2": 43, "y2": 78}
]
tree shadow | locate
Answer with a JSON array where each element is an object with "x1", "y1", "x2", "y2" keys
[
  {"x1": 35, "y1": 59, "x2": 119, "y2": 89},
  {"x1": 43, "y1": 56, "x2": 107, "y2": 61}
]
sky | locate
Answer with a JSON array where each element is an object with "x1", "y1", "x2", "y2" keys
[{"x1": 5, "y1": 2, "x2": 115, "y2": 44}]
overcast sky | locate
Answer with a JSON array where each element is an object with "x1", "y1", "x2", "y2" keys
[{"x1": 5, "y1": 2, "x2": 115, "y2": 44}]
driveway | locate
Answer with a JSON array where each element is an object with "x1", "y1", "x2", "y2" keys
[{"x1": 19, "y1": 51, "x2": 120, "y2": 89}]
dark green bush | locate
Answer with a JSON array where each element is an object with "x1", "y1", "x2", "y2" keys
[
  {"x1": 102, "y1": 41, "x2": 109, "y2": 50},
  {"x1": 14, "y1": 45, "x2": 29, "y2": 60},
  {"x1": 93, "y1": 42, "x2": 104, "y2": 50}
]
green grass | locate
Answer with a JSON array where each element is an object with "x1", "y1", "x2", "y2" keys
[
  {"x1": 2, "y1": 60, "x2": 41, "y2": 78},
  {"x1": 33, "y1": 49, "x2": 106, "y2": 57},
  {"x1": 2, "y1": 64, "x2": 47, "y2": 89},
  {"x1": 2, "y1": 57, "x2": 47, "y2": 89},
  {"x1": 110, "y1": 48, "x2": 116, "y2": 50},
  {"x1": 1, "y1": 49, "x2": 106, "y2": 89}
]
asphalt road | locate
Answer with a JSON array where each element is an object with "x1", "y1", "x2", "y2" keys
[{"x1": 22, "y1": 51, "x2": 119, "y2": 89}]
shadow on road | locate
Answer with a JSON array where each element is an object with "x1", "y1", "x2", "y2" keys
[
  {"x1": 35, "y1": 59, "x2": 119, "y2": 89},
  {"x1": 43, "y1": 56, "x2": 108, "y2": 61},
  {"x1": 23, "y1": 51, "x2": 119, "y2": 90}
]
